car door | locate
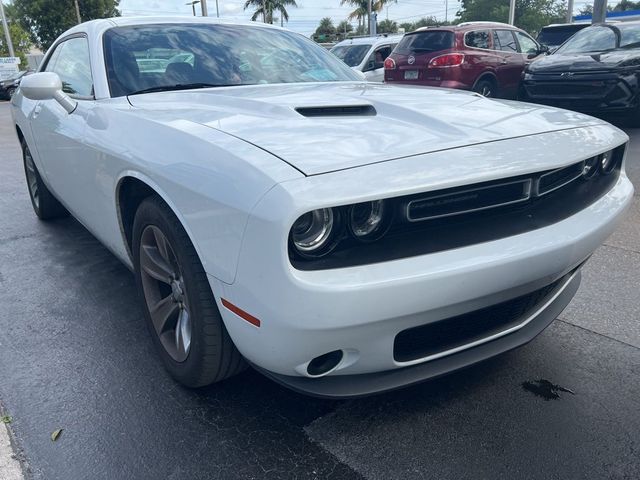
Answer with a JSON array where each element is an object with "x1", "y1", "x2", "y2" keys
[
  {"x1": 363, "y1": 45, "x2": 394, "y2": 82},
  {"x1": 514, "y1": 31, "x2": 542, "y2": 68},
  {"x1": 492, "y1": 29, "x2": 525, "y2": 97},
  {"x1": 28, "y1": 35, "x2": 96, "y2": 222}
]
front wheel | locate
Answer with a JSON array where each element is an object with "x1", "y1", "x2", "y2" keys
[
  {"x1": 21, "y1": 139, "x2": 69, "y2": 220},
  {"x1": 473, "y1": 78, "x2": 497, "y2": 98},
  {"x1": 133, "y1": 196, "x2": 245, "y2": 387}
]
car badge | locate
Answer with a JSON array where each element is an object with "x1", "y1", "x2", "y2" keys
[
  {"x1": 408, "y1": 55, "x2": 415, "y2": 65},
  {"x1": 560, "y1": 72, "x2": 574, "y2": 78}
]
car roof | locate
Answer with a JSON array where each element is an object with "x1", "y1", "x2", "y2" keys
[
  {"x1": 333, "y1": 35, "x2": 403, "y2": 47},
  {"x1": 414, "y1": 22, "x2": 519, "y2": 33},
  {"x1": 57, "y1": 16, "x2": 284, "y2": 41}
]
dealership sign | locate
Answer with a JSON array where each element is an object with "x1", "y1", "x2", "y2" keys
[{"x1": 0, "y1": 57, "x2": 21, "y2": 80}]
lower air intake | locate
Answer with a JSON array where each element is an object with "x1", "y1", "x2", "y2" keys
[{"x1": 393, "y1": 273, "x2": 569, "y2": 363}]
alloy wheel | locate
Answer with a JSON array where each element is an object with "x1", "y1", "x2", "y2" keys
[
  {"x1": 139, "y1": 225, "x2": 192, "y2": 362},
  {"x1": 24, "y1": 148, "x2": 39, "y2": 209},
  {"x1": 480, "y1": 84, "x2": 493, "y2": 97}
]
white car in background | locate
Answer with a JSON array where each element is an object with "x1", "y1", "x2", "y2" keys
[
  {"x1": 11, "y1": 17, "x2": 633, "y2": 398},
  {"x1": 331, "y1": 34, "x2": 402, "y2": 82}
]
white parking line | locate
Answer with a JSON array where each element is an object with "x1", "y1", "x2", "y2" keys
[{"x1": 0, "y1": 423, "x2": 23, "y2": 480}]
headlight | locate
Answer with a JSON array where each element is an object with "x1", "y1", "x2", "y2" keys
[
  {"x1": 582, "y1": 155, "x2": 600, "y2": 179},
  {"x1": 349, "y1": 200, "x2": 388, "y2": 241},
  {"x1": 600, "y1": 150, "x2": 616, "y2": 174},
  {"x1": 291, "y1": 208, "x2": 336, "y2": 255}
]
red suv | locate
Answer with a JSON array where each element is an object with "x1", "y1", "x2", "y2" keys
[{"x1": 384, "y1": 22, "x2": 544, "y2": 98}]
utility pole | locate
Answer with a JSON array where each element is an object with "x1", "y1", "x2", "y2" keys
[
  {"x1": 0, "y1": 1, "x2": 15, "y2": 58},
  {"x1": 201, "y1": 0, "x2": 208, "y2": 16},
  {"x1": 508, "y1": 0, "x2": 516, "y2": 25},
  {"x1": 0, "y1": 0, "x2": 16, "y2": 57},
  {"x1": 215, "y1": 0, "x2": 219, "y2": 18},
  {"x1": 368, "y1": 0, "x2": 372, "y2": 35},
  {"x1": 74, "y1": 0, "x2": 82, "y2": 24},
  {"x1": 445, "y1": 0, "x2": 448, "y2": 23},
  {"x1": 593, "y1": 0, "x2": 607, "y2": 23},
  {"x1": 566, "y1": 0, "x2": 574, "y2": 23}
]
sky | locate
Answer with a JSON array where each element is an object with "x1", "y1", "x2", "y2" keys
[{"x1": 118, "y1": 1, "x2": 596, "y2": 37}]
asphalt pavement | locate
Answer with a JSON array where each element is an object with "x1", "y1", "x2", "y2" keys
[{"x1": 0, "y1": 101, "x2": 639, "y2": 480}]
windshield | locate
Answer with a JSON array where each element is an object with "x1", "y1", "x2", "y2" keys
[
  {"x1": 103, "y1": 24, "x2": 360, "y2": 97},
  {"x1": 618, "y1": 22, "x2": 640, "y2": 48},
  {"x1": 537, "y1": 26, "x2": 586, "y2": 47},
  {"x1": 555, "y1": 25, "x2": 618, "y2": 53},
  {"x1": 395, "y1": 30, "x2": 454, "y2": 54},
  {"x1": 330, "y1": 44, "x2": 371, "y2": 67}
]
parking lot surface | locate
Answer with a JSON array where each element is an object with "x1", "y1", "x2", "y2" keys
[{"x1": 0, "y1": 101, "x2": 639, "y2": 479}]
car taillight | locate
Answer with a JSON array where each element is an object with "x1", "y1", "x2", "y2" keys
[
  {"x1": 384, "y1": 57, "x2": 396, "y2": 70},
  {"x1": 428, "y1": 53, "x2": 464, "y2": 68}
]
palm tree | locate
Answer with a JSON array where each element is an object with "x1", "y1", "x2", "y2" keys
[
  {"x1": 244, "y1": 0, "x2": 297, "y2": 24},
  {"x1": 340, "y1": 0, "x2": 389, "y2": 32}
]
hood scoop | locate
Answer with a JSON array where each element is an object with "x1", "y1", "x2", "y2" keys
[{"x1": 295, "y1": 105, "x2": 377, "y2": 117}]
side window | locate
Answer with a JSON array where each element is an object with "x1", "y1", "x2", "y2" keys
[
  {"x1": 514, "y1": 31, "x2": 538, "y2": 55},
  {"x1": 375, "y1": 46, "x2": 392, "y2": 63},
  {"x1": 465, "y1": 30, "x2": 490, "y2": 49},
  {"x1": 365, "y1": 46, "x2": 392, "y2": 71},
  {"x1": 43, "y1": 43, "x2": 63, "y2": 73},
  {"x1": 494, "y1": 30, "x2": 518, "y2": 53},
  {"x1": 46, "y1": 37, "x2": 93, "y2": 97}
]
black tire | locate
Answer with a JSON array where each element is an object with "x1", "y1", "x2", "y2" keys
[
  {"x1": 6, "y1": 87, "x2": 16, "y2": 98},
  {"x1": 473, "y1": 77, "x2": 497, "y2": 98},
  {"x1": 21, "y1": 139, "x2": 69, "y2": 220},
  {"x1": 133, "y1": 195, "x2": 245, "y2": 387}
]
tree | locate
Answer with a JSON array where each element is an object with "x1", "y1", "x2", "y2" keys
[
  {"x1": 340, "y1": 0, "x2": 391, "y2": 32},
  {"x1": 612, "y1": 0, "x2": 640, "y2": 11},
  {"x1": 336, "y1": 20, "x2": 353, "y2": 40},
  {"x1": 377, "y1": 19, "x2": 398, "y2": 34},
  {"x1": 398, "y1": 16, "x2": 442, "y2": 33},
  {"x1": 313, "y1": 17, "x2": 336, "y2": 41},
  {"x1": 244, "y1": 0, "x2": 297, "y2": 24},
  {"x1": 0, "y1": 21, "x2": 31, "y2": 67},
  {"x1": 12, "y1": 0, "x2": 120, "y2": 50},
  {"x1": 457, "y1": 0, "x2": 565, "y2": 35}
]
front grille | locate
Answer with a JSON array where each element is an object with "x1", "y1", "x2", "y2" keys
[
  {"x1": 407, "y1": 179, "x2": 531, "y2": 221},
  {"x1": 538, "y1": 162, "x2": 584, "y2": 196},
  {"x1": 525, "y1": 82, "x2": 607, "y2": 98},
  {"x1": 393, "y1": 273, "x2": 570, "y2": 363}
]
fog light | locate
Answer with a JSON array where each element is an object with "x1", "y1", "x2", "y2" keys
[{"x1": 307, "y1": 350, "x2": 343, "y2": 377}]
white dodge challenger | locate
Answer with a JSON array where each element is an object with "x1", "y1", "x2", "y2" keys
[{"x1": 11, "y1": 17, "x2": 634, "y2": 397}]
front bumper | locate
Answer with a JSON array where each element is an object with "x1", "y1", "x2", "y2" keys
[
  {"x1": 210, "y1": 127, "x2": 633, "y2": 397},
  {"x1": 522, "y1": 70, "x2": 640, "y2": 114},
  {"x1": 252, "y1": 269, "x2": 581, "y2": 399}
]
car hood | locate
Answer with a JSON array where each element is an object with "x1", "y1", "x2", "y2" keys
[
  {"x1": 128, "y1": 82, "x2": 604, "y2": 176},
  {"x1": 528, "y1": 49, "x2": 640, "y2": 72}
]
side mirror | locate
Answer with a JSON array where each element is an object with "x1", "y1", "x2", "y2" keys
[
  {"x1": 20, "y1": 72, "x2": 77, "y2": 113},
  {"x1": 538, "y1": 44, "x2": 550, "y2": 54}
]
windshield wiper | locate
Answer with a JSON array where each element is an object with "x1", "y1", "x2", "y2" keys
[{"x1": 128, "y1": 83, "x2": 239, "y2": 95}]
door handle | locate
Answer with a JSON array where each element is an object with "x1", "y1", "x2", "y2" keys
[
  {"x1": 500, "y1": 59, "x2": 508, "y2": 65},
  {"x1": 33, "y1": 104, "x2": 42, "y2": 119}
]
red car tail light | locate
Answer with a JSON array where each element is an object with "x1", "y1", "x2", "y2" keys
[
  {"x1": 384, "y1": 57, "x2": 396, "y2": 70},
  {"x1": 428, "y1": 53, "x2": 464, "y2": 68}
]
